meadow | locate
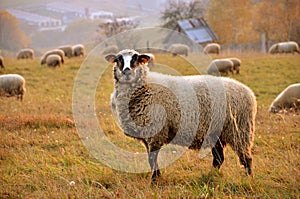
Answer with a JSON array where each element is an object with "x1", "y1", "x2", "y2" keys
[{"x1": 0, "y1": 52, "x2": 299, "y2": 198}]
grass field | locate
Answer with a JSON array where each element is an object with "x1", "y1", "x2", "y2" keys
[{"x1": 0, "y1": 52, "x2": 299, "y2": 198}]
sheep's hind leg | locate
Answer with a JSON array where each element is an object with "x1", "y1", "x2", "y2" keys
[
  {"x1": 148, "y1": 146, "x2": 161, "y2": 182},
  {"x1": 212, "y1": 140, "x2": 225, "y2": 169},
  {"x1": 238, "y1": 152, "x2": 252, "y2": 176}
]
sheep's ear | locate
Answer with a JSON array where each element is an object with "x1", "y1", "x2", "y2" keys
[
  {"x1": 138, "y1": 54, "x2": 150, "y2": 64},
  {"x1": 105, "y1": 54, "x2": 116, "y2": 63}
]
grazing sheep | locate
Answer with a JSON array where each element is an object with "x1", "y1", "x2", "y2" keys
[
  {"x1": 269, "y1": 83, "x2": 300, "y2": 113},
  {"x1": 102, "y1": 45, "x2": 119, "y2": 55},
  {"x1": 228, "y1": 57, "x2": 241, "y2": 74},
  {"x1": 59, "y1": 45, "x2": 74, "y2": 58},
  {"x1": 0, "y1": 74, "x2": 26, "y2": 101},
  {"x1": 0, "y1": 56, "x2": 5, "y2": 69},
  {"x1": 17, "y1": 48, "x2": 34, "y2": 60},
  {"x1": 40, "y1": 49, "x2": 65, "y2": 65},
  {"x1": 168, "y1": 43, "x2": 189, "y2": 56},
  {"x1": 46, "y1": 54, "x2": 62, "y2": 67},
  {"x1": 204, "y1": 43, "x2": 221, "y2": 54},
  {"x1": 72, "y1": 44, "x2": 86, "y2": 57},
  {"x1": 207, "y1": 59, "x2": 234, "y2": 75},
  {"x1": 268, "y1": 41, "x2": 300, "y2": 54},
  {"x1": 106, "y1": 49, "x2": 257, "y2": 183}
]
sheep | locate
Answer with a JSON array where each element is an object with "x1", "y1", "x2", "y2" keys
[
  {"x1": 203, "y1": 43, "x2": 221, "y2": 54},
  {"x1": 72, "y1": 44, "x2": 86, "y2": 57},
  {"x1": 207, "y1": 59, "x2": 234, "y2": 75},
  {"x1": 17, "y1": 48, "x2": 34, "y2": 60},
  {"x1": 105, "y1": 49, "x2": 257, "y2": 183},
  {"x1": 228, "y1": 57, "x2": 241, "y2": 74},
  {"x1": 0, "y1": 56, "x2": 5, "y2": 69},
  {"x1": 0, "y1": 74, "x2": 26, "y2": 101},
  {"x1": 46, "y1": 54, "x2": 62, "y2": 67},
  {"x1": 59, "y1": 45, "x2": 74, "y2": 58},
  {"x1": 168, "y1": 43, "x2": 189, "y2": 56},
  {"x1": 102, "y1": 45, "x2": 119, "y2": 55},
  {"x1": 40, "y1": 49, "x2": 65, "y2": 65},
  {"x1": 269, "y1": 83, "x2": 300, "y2": 113},
  {"x1": 268, "y1": 41, "x2": 300, "y2": 54}
]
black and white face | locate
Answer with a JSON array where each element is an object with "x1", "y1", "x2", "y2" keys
[{"x1": 105, "y1": 51, "x2": 150, "y2": 84}]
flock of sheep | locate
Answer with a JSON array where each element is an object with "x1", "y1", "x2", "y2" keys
[
  {"x1": 0, "y1": 39, "x2": 299, "y2": 183},
  {"x1": 0, "y1": 43, "x2": 86, "y2": 101}
]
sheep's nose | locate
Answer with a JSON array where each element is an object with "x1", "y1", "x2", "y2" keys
[{"x1": 122, "y1": 68, "x2": 131, "y2": 75}]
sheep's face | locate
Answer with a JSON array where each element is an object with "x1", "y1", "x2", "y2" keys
[{"x1": 105, "y1": 50, "x2": 150, "y2": 84}]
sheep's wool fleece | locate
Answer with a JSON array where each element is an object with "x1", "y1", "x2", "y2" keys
[
  {"x1": 113, "y1": 64, "x2": 256, "y2": 151},
  {"x1": 0, "y1": 74, "x2": 25, "y2": 96}
]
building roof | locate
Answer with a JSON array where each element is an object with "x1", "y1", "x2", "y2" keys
[{"x1": 177, "y1": 18, "x2": 218, "y2": 44}]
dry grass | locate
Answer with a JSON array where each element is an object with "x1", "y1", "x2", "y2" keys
[{"x1": 0, "y1": 53, "x2": 299, "y2": 198}]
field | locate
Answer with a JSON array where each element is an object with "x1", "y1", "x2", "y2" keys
[{"x1": 0, "y1": 52, "x2": 299, "y2": 198}]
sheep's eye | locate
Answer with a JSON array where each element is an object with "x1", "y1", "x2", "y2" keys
[
  {"x1": 130, "y1": 54, "x2": 138, "y2": 69},
  {"x1": 116, "y1": 55, "x2": 124, "y2": 70}
]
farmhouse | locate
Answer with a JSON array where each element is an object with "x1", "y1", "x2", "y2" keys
[{"x1": 164, "y1": 18, "x2": 218, "y2": 49}]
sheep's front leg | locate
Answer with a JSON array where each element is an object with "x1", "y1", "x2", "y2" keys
[{"x1": 148, "y1": 146, "x2": 161, "y2": 182}]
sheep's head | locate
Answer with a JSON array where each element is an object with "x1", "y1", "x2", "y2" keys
[{"x1": 105, "y1": 49, "x2": 150, "y2": 84}]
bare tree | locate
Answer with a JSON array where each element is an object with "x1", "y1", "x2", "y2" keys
[{"x1": 160, "y1": 0, "x2": 207, "y2": 29}]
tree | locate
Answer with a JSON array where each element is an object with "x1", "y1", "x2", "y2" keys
[
  {"x1": 253, "y1": 0, "x2": 300, "y2": 50},
  {"x1": 207, "y1": 0, "x2": 253, "y2": 45},
  {"x1": 97, "y1": 18, "x2": 139, "y2": 40},
  {"x1": 0, "y1": 10, "x2": 29, "y2": 51},
  {"x1": 160, "y1": 0, "x2": 207, "y2": 29}
]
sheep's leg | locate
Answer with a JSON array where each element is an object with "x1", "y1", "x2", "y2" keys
[
  {"x1": 148, "y1": 146, "x2": 161, "y2": 182},
  {"x1": 238, "y1": 152, "x2": 252, "y2": 176},
  {"x1": 212, "y1": 140, "x2": 225, "y2": 169}
]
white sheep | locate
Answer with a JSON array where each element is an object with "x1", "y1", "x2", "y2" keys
[
  {"x1": 46, "y1": 54, "x2": 62, "y2": 67},
  {"x1": 106, "y1": 49, "x2": 257, "y2": 183},
  {"x1": 59, "y1": 45, "x2": 74, "y2": 58},
  {"x1": 17, "y1": 48, "x2": 34, "y2": 60},
  {"x1": 268, "y1": 41, "x2": 300, "y2": 54},
  {"x1": 0, "y1": 74, "x2": 26, "y2": 101},
  {"x1": 72, "y1": 44, "x2": 86, "y2": 57},
  {"x1": 0, "y1": 56, "x2": 5, "y2": 69},
  {"x1": 228, "y1": 57, "x2": 241, "y2": 74},
  {"x1": 207, "y1": 59, "x2": 234, "y2": 75},
  {"x1": 40, "y1": 49, "x2": 65, "y2": 65},
  {"x1": 269, "y1": 83, "x2": 300, "y2": 113},
  {"x1": 203, "y1": 43, "x2": 221, "y2": 54},
  {"x1": 168, "y1": 43, "x2": 189, "y2": 56}
]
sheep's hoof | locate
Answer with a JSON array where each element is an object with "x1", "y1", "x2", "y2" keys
[{"x1": 151, "y1": 170, "x2": 161, "y2": 183}]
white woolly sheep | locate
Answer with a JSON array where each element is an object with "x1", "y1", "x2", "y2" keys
[
  {"x1": 228, "y1": 57, "x2": 241, "y2": 74},
  {"x1": 204, "y1": 43, "x2": 221, "y2": 54},
  {"x1": 59, "y1": 45, "x2": 74, "y2": 58},
  {"x1": 17, "y1": 48, "x2": 34, "y2": 60},
  {"x1": 268, "y1": 41, "x2": 300, "y2": 54},
  {"x1": 106, "y1": 49, "x2": 257, "y2": 183},
  {"x1": 168, "y1": 43, "x2": 189, "y2": 56},
  {"x1": 0, "y1": 56, "x2": 5, "y2": 69},
  {"x1": 207, "y1": 59, "x2": 234, "y2": 75},
  {"x1": 40, "y1": 49, "x2": 65, "y2": 65},
  {"x1": 269, "y1": 83, "x2": 300, "y2": 113},
  {"x1": 0, "y1": 74, "x2": 26, "y2": 101},
  {"x1": 102, "y1": 45, "x2": 119, "y2": 55},
  {"x1": 46, "y1": 54, "x2": 62, "y2": 67},
  {"x1": 72, "y1": 44, "x2": 86, "y2": 57}
]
